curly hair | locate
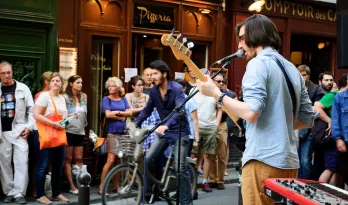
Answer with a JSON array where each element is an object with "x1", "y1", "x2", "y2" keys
[{"x1": 105, "y1": 77, "x2": 125, "y2": 96}]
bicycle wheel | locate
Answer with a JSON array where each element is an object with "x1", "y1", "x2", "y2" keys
[
  {"x1": 187, "y1": 163, "x2": 197, "y2": 198},
  {"x1": 101, "y1": 164, "x2": 143, "y2": 205}
]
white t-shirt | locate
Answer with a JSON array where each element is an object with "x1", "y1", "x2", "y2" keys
[
  {"x1": 190, "y1": 88, "x2": 217, "y2": 128},
  {"x1": 35, "y1": 92, "x2": 67, "y2": 118}
]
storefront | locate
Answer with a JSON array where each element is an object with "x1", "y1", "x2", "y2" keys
[
  {"x1": 57, "y1": 0, "x2": 229, "y2": 179},
  {"x1": 0, "y1": 1, "x2": 58, "y2": 93},
  {"x1": 226, "y1": 0, "x2": 345, "y2": 94}
]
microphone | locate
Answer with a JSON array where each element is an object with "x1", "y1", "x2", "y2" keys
[{"x1": 213, "y1": 49, "x2": 245, "y2": 65}]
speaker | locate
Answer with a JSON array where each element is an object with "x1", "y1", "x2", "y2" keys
[{"x1": 337, "y1": 0, "x2": 348, "y2": 68}]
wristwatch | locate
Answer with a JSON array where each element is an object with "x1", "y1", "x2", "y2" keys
[{"x1": 217, "y1": 93, "x2": 227, "y2": 106}]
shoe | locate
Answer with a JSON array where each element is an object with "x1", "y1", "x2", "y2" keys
[
  {"x1": 217, "y1": 183, "x2": 225, "y2": 190},
  {"x1": 193, "y1": 191, "x2": 198, "y2": 200},
  {"x1": 14, "y1": 196, "x2": 26, "y2": 204},
  {"x1": 224, "y1": 171, "x2": 229, "y2": 176},
  {"x1": 69, "y1": 189, "x2": 79, "y2": 195},
  {"x1": 98, "y1": 187, "x2": 109, "y2": 197},
  {"x1": 4, "y1": 195, "x2": 14, "y2": 203},
  {"x1": 197, "y1": 170, "x2": 203, "y2": 177},
  {"x1": 202, "y1": 183, "x2": 212, "y2": 192},
  {"x1": 209, "y1": 182, "x2": 217, "y2": 189}
]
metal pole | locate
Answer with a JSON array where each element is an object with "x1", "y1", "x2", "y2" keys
[
  {"x1": 176, "y1": 109, "x2": 183, "y2": 205},
  {"x1": 78, "y1": 165, "x2": 92, "y2": 205}
]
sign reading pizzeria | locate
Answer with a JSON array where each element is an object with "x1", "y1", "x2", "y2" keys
[{"x1": 133, "y1": 3, "x2": 175, "y2": 30}]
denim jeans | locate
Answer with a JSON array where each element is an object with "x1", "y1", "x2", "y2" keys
[
  {"x1": 298, "y1": 129, "x2": 313, "y2": 179},
  {"x1": 146, "y1": 135, "x2": 193, "y2": 205},
  {"x1": 33, "y1": 130, "x2": 66, "y2": 198}
]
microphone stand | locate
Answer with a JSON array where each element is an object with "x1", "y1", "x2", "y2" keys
[{"x1": 139, "y1": 60, "x2": 232, "y2": 205}]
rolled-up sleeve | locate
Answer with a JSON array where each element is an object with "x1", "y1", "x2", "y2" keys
[
  {"x1": 242, "y1": 58, "x2": 267, "y2": 116},
  {"x1": 297, "y1": 77, "x2": 316, "y2": 127}
]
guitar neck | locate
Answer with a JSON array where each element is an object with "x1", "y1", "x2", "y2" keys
[{"x1": 186, "y1": 60, "x2": 207, "y2": 82}]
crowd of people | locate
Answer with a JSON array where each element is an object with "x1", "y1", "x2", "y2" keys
[
  {"x1": 0, "y1": 13, "x2": 347, "y2": 205},
  {"x1": 0, "y1": 61, "x2": 88, "y2": 204},
  {"x1": 0, "y1": 57, "x2": 236, "y2": 205}
]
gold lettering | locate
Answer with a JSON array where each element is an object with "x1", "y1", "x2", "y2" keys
[
  {"x1": 304, "y1": 5, "x2": 307, "y2": 17},
  {"x1": 328, "y1": 9, "x2": 336, "y2": 21},
  {"x1": 290, "y1": 2, "x2": 296, "y2": 15},
  {"x1": 284, "y1": 1, "x2": 290, "y2": 14},
  {"x1": 137, "y1": 6, "x2": 148, "y2": 25},
  {"x1": 297, "y1": 4, "x2": 304, "y2": 16},
  {"x1": 308, "y1": 6, "x2": 314, "y2": 18},
  {"x1": 265, "y1": 0, "x2": 272, "y2": 11},
  {"x1": 274, "y1": 0, "x2": 283, "y2": 13},
  {"x1": 137, "y1": 6, "x2": 172, "y2": 24}
]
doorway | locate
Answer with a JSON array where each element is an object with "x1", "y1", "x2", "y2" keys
[
  {"x1": 89, "y1": 36, "x2": 120, "y2": 134},
  {"x1": 290, "y1": 34, "x2": 334, "y2": 83}
]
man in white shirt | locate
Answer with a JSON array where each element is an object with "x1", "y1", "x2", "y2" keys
[{"x1": 0, "y1": 61, "x2": 35, "y2": 204}]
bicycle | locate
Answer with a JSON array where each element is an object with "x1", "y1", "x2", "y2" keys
[{"x1": 101, "y1": 127, "x2": 198, "y2": 205}]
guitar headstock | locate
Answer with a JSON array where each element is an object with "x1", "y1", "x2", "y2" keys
[
  {"x1": 161, "y1": 29, "x2": 206, "y2": 82},
  {"x1": 161, "y1": 32, "x2": 194, "y2": 65}
]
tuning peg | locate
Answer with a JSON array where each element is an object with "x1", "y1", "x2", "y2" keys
[
  {"x1": 173, "y1": 33, "x2": 182, "y2": 47},
  {"x1": 166, "y1": 28, "x2": 176, "y2": 42},
  {"x1": 185, "y1": 42, "x2": 194, "y2": 55},
  {"x1": 179, "y1": 37, "x2": 187, "y2": 51}
]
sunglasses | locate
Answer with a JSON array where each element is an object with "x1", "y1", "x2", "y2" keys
[{"x1": 215, "y1": 80, "x2": 224, "y2": 84}]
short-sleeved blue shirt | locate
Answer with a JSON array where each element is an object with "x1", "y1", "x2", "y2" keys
[{"x1": 102, "y1": 96, "x2": 130, "y2": 133}]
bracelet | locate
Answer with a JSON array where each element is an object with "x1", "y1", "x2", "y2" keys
[{"x1": 217, "y1": 93, "x2": 227, "y2": 106}]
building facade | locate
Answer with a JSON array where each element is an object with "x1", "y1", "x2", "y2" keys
[
  {"x1": 0, "y1": 0, "x2": 346, "y2": 182},
  {"x1": 227, "y1": 0, "x2": 345, "y2": 94}
]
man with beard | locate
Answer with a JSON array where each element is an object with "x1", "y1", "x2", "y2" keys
[
  {"x1": 135, "y1": 60, "x2": 193, "y2": 205},
  {"x1": 313, "y1": 72, "x2": 339, "y2": 185},
  {"x1": 195, "y1": 14, "x2": 315, "y2": 205},
  {"x1": 297, "y1": 65, "x2": 324, "y2": 180}
]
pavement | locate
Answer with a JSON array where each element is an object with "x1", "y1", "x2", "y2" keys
[{"x1": 0, "y1": 167, "x2": 239, "y2": 205}]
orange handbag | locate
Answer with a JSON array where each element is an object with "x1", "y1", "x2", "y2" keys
[{"x1": 36, "y1": 96, "x2": 67, "y2": 150}]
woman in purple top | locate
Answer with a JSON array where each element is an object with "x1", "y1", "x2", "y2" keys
[{"x1": 98, "y1": 77, "x2": 132, "y2": 196}]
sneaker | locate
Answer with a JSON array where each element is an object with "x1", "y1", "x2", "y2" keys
[
  {"x1": 197, "y1": 170, "x2": 203, "y2": 177},
  {"x1": 4, "y1": 195, "x2": 14, "y2": 203},
  {"x1": 217, "y1": 183, "x2": 225, "y2": 190},
  {"x1": 14, "y1": 196, "x2": 26, "y2": 204},
  {"x1": 202, "y1": 183, "x2": 212, "y2": 192}
]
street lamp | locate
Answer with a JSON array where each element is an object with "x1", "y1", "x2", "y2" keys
[{"x1": 248, "y1": 0, "x2": 265, "y2": 12}]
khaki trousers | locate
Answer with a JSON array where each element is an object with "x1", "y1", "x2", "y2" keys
[
  {"x1": 242, "y1": 160, "x2": 298, "y2": 205},
  {"x1": 210, "y1": 122, "x2": 228, "y2": 184}
]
